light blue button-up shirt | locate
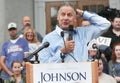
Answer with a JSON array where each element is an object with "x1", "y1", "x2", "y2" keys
[{"x1": 38, "y1": 11, "x2": 111, "y2": 63}]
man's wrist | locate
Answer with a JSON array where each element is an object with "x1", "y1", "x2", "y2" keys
[
  {"x1": 81, "y1": 11, "x2": 84, "y2": 17},
  {"x1": 60, "y1": 47, "x2": 67, "y2": 54}
]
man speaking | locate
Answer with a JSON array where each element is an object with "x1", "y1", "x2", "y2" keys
[{"x1": 38, "y1": 3, "x2": 111, "y2": 63}]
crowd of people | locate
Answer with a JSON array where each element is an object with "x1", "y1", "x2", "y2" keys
[{"x1": 0, "y1": 2, "x2": 120, "y2": 83}]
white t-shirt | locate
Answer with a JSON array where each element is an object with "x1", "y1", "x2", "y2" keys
[
  {"x1": 28, "y1": 43, "x2": 40, "y2": 60},
  {"x1": 99, "y1": 73, "x2": 117, "y2": 83}
]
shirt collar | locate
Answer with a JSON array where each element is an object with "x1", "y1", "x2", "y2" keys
[
  {"x1": 56, "y1": 25, "x2": 63, "y2": 36},
  {"x1": 55, "y1": 25, "x2": 77, "y2": 36}
]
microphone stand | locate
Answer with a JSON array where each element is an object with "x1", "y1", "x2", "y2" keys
[
  {"x1": 24, "y1": 53, "x2": 40, "y2": 64},
  {"x1": 60, "y1": 31, "x2": 78, "y2": 63},
  {"x1": 60, "y1": 53, "x2": 65, "y2": 63},
  {"x1": 34, "y1": 53, "x2": 40, "y2": 64}
]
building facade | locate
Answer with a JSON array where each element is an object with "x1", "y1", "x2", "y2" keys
[{"x1": 0, "y1": 0, "x2": 120, "y2": 50}]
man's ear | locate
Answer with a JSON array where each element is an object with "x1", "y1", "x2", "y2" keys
[
  {"x1": 74, "y1": 18, "x2": 77, "y2": 22},
  {"x1": 57, "y1": 15, "x2": 59, "y2": 21}
]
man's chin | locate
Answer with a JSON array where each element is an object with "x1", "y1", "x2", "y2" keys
[{"x1": 62, "y1": 25, "x2": 69, "y2": 30}]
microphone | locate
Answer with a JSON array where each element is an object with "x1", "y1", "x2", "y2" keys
[
  {"x1": 60, "y1": 31, "x2": 78, "y2": 62},
  {"x1": 24, "y1": 42, "x2": 50, "y2": 61},
  {"x1": 68, "y1": 25, "x2": 74, "y2": 40},
  {"x1": 61, "y1": 31, "x2": 64, "y2": 37},
  {"x1": 60, "y1": 31, "x2": 65, "y2": 63}
]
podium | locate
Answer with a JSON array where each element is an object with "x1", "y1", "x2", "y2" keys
[{"x1": 26, "y1": 60, "x2": 98, "y2": 83}]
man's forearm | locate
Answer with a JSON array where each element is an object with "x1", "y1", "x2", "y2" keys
[{"x1": 1, "y1": 62, "x2": 13, "y2": 76}]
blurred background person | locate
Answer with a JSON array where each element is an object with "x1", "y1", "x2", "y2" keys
[
  {"x1": 87, "y1": 39, "x2": 98, "y2": 61},
  {"x1": 98, "y1": 57, "x2": 117, "y2": 83},
  {"x1": 0, "y1": 22, "x2": 29, "y2": 80},
  {"x1": 87, "y1": 39, "x2": 109, "y2": 74},
  {"x1": 19, "y1": 16, "x2": 43, "y2": 42},
  {"x1": 108, "y1": 42, "x2": 120, "y2": 83},
  {"x1": 102, "y1": 14, "x2": 120, "y2": 49},
  {"x1": 99, "y1": 8, "x2": 120, "y2": 62},
  {"x1": 23, "y1": 27, "x2": 41, "y2": 63},
  {"x1": 4, "y1": 61, "x2": 26, "y2": 83}
]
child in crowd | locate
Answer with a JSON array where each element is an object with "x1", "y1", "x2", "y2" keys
[{"x1": 4, "y1": 61, "x2": 26, "y2": 83}]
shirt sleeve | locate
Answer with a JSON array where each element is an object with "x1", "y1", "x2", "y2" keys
[
  {"x1": 38, "y1": 44, "x2": 62, "y2": 63},
  {"x1": 80, "y1": 11, "x2": 111, "y2": 41},
  {"x1": 0, "y1": 43, "x2": 7, "y2": 57}
]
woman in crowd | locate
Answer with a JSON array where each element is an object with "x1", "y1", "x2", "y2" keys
[
  {"x1": 108, "y1": 42, "x2": 120, "y2": 83},
  {"x1": 99, "y1": 57, "x2": 117, "y2": 83},
  {"x1": 4, "y1": 60, "x2": 26, "y2": 83},
  {"x1": 23, "y1": 27, "x2": 41, "y2": 62}
]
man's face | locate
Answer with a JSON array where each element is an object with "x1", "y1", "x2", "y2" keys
[
  {"x1": 22, "y1": 16, "x2": 31, "y2": 27},
  {"x1": 112, "y1": 17, "x2": 120, "y2": 30},
  {"x1": 57, "y1": 6, "x2": 76, "y2": 30},
  {"x1": 8, "y1": 28, "x2": 18, "y2": 39}
]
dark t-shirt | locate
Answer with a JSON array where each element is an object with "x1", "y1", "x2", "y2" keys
[{"x1": 102, "y1": 29, "x2": 120, "y2": 49}]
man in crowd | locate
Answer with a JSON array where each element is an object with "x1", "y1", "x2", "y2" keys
[
  {"x1": 38, "y1": 3, "x2": 111, "y2": 63},
  {"x1": 0, "y1": 22, "x2": 29, "y2": 79},
  {"x1": 101, "y1": 14, "x2": 120, "y2": 62},
  {"x1": 18, "y1": 16, "x2": 43, "y2": 42},
  {"x1": 102, "y1": 15, "x2": 120, "y2": 49}
]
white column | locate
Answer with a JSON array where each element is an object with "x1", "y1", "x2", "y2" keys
[
  {"x1": 0, "y1": 0, "x2": 6, "y2": 50},
  {"x1": 34, "y1": 0, "x2": 46, "y2": 37},
  {"x1": 109, "y1": 0, "x2": 120, "y2": 10}
]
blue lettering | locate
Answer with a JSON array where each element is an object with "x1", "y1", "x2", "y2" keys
[
  {"x1": 66, "y1": 72, "x2": 71, "y2": 81},
  {"x1": 43, "y1": 73, "x2": 51, "y2": 82},
  {"x1": 71, "y1": 72, "x2": 79, "y2": 81},
  {"x1": 59, "y1": 73, "x2": 66, "y2": 81},
  {"x1": 79, "y1": 72, "x2": 86, "y2": 80},
  {"x1": 40, "y1": 72, "x2": 87, "y2": 82},
  {"x1": 51, "y1": 73, "x2": 58, "y2": 81}
]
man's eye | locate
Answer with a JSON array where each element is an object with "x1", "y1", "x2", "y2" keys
[
  {"x1": 14, "y1": 67, "x2": 17, "y2": 68},
  {"x1": 61, "y1": 13, "x2": 65, "y2": 16},
  {"x1": 67, "y1": 14, "x2": 72, "y2": 17}
]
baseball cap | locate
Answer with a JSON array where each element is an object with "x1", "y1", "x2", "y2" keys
[{"x1": 8, "y1": 22, "x2": 17, "y2": 30}]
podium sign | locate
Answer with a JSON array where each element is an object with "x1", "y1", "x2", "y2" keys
[{"x1": 26, "y1": 61, "x2": 98, "y2": 83}]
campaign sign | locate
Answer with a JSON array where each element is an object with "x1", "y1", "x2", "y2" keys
[
  {"x1": 32, "y1": 62, "x2": 92, "y2": 83},
  {"x1": 97, "y1": 36, "x2": 111, "y2": 46}
]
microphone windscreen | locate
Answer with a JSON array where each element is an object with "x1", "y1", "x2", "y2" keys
[
  {"x1": 43, "y1": 42, "x2": 50, "y2": 48},
  {"x1": 61, "y1": 31, "x2": 64, "y2": 37},
  {"x1": 68, "y1": 25, "x2": 74, "y2": 31}
]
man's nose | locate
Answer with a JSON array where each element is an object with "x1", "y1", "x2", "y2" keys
[{"x1": 64, "y1": 15, "x2": 69, "y2": 19}]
